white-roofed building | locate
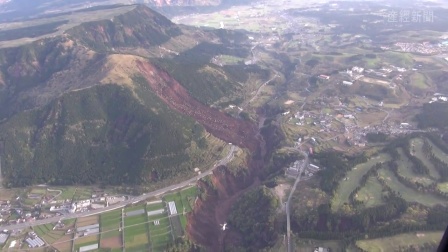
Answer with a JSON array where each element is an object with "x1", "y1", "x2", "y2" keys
[
  {"x1": 168, "y1": 201, "x2": 177, "y2": 215},
  {"x1": 79, "y1": 243, "x2": 99, "y2": 252}
]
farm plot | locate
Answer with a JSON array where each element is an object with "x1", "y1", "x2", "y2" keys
[
  {"x1": 169, "y1": 214, "x2": 183, "y2": 238},
  {"x1": 51, "y1": 234, "x2": 74, "y2": 252},
  {"x1": 148, "y1": 213, "x2": 173, "y2": 252},
  {"x1": 356, "y1": 231, "x2": 443, "y2": 252},
  {"x1": 124, "y1": 214, "x2": 149, "y2": 250},
  {"x1": 164, "y1": 193, "x2": 184, "y2": 215},
  {"x1": 179, "y1": 187, "x2": 198, "y2": 213},
  {"x1": 332, "y1": 153, "x2": 390, "y2": 210},
  {"x1": 396, "y1": 148, "x2": 433, "y2": 186},
  {"x1": 33, "y1": 222, "x2": 74, "y2": 246},
  {"x1": 74, "y1": 234, "x2": 99, "y2": 252},
  {"x1": 100, "y1": 209, "x2": 122, "y2": 250},
  {"x1": 146, "y1": 201, "x2": 165, "y2": 212},
  {"x1": 77, "y1": 215, "x2": 99, "y2": 227},
  {"x1": 378, "y1": 168, "x2": 446, "y2": 206}
]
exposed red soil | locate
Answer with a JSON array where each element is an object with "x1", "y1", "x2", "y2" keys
[
  {"x1": 136, "y1": 60, "x2": 273, "y2": 251},
  {"x1": 136, "y1": 61, "x2": 260, "y2": 153}
]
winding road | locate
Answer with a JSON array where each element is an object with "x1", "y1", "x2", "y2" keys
[{"x1": 0, "y1": 145, "x2": 237, "y2": 231}]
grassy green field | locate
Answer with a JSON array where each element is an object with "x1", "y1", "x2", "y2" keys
[
  {"x1": 427, "y1": 139, "x2": 448, "y2": 163},
  {"x1": 146, "y1": 202, "x2": 165, "y2": 212},
  {"x1": 33, "y1": 223, "x2": 72, "y2": 245},
  {"x1": 409, "y1": 72, "x2": 429, "y2": 89},
  {"x1": 381, "y1": 51, "x2": 414, "y2": 68},
  {"x1": 355, "y1": 176, "x2": 384, "y2": 208},
  {"x1": 124, "y1": 214, "x2": 149, "y2": 249},
  {"x1": 378, "y1": 168, "x2": 446, "y2": 206},
  {"x1": 437, "y1": 182, "x2": 448, "y2": 193},
  {"x1": 148, "y1": 213, "x2": 172, "y2": 252},
  {"x1": 100, "y1": 209, "x2": 122, "y2": 239},
  {"x1": 164, "y1": 186, "x2": 198, "y2": 214},
  {"x1": 396, "y1": 148, "x2": 433, "y2": 186},
  {"x1": 411, "y1": 138, "x2": 440, "y2": 180},
  {"x1": 356, "y1": 231, "x2": 443, "y2": 252},
  {"x1": 332, "y1": 153, "x2": 390, "y2": 210},
  {"x1": 51, "y1": 187, "x2": 92, "y2": 200},
  {"x1": 74, "y1": 235, "x2": 99, "y2": 251},
  {"x1": 125, "y1": 205, "x2": 145, "y2": 213}
]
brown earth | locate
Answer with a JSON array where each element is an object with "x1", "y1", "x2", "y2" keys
[
  {"x1": 136, "y1": 60, "x2": 260, "y2": 153},
  {"x1": 52, "y1": 235, "x2": 74, "y2": 252},
  {"x1": 100, "y1": 236, "x2": 122, "y2": 249},
  {"x1": 136, "y1": 59, "x2": 276, "y2": 251}
]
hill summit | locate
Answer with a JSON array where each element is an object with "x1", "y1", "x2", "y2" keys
[{"x1": 0, "y1": 5, "x2": 262, "y2": 187}]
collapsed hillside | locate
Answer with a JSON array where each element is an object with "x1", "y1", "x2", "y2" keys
[{"x1": 137, "y1": 60, "x2": 260, "y2": 152}]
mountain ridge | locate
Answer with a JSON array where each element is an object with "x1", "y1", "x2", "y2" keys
[{"x1": 0, "y1": 4, "x2": 262, "y2": 187}]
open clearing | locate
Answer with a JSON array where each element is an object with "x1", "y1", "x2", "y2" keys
[
  {"x1": 332, "y1": 153, "x2": 390, "y2": 210},
  {"x1": 437, "y1": 182, "x2": 448, "y2": 193},
  {"x1": 52, "y1": 234, "x2": 74, "y2": 252},
  {"x1": 427, "y1": 139, "x2": 448, "y2": 163},
  {"x1": 148, "y1": 213, "x2": 172, "y2": 251},
  {"x1": 124, "y1": 214, "x2": 149, "y2": 249},
  {"x1": 378, "y1": 168, "x2": 446, "y2": 206},
  {"x1": 355, "y1": 176, "x2": 384, "y2": 208},
  {"x1": 74, "y1": 235, "x2": 99, "y2": 251},
  {"x1": 100, "y1": 209, "x2": 122, "y2": 239},
  {"x1": 77, "y1": 215, "x2": 99, "y2": 227},
  {"x1": 356, "y1": 231, "x2": 443, "y2": 252},
  {"x1": 100, "y1": 236, "x2": 122, "y2": 250},
  {"x1": 396, "y1": 148, "x2": 433, "y2": 186},
  {"x1": 411, "y1": 138, "x2": 440, "y2": 180}
]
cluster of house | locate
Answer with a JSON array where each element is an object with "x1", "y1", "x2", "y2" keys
[
  {"x1": 429, "y1": 93, "x2": 448, "y2": 103},
  {"x1": 318, "y1": 63, "x2": 409, "y2": 91},
  {"x1": 49, "y1": 195, "x2": 127, "y2": 214},
  {"x1": 387, "y1": 41, "x2": 447, "y2": 55},
  {"x1": 1, "y1": 204, "x2": 40, "y2": 226}
]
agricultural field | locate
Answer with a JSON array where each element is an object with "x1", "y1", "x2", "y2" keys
[
  {"x1": 356, "y1": 231, "x2": 443, "y2": 252},
  {"x1": 332, "y1": 153, "x2": 390, "y2": 210},
  {"x1": 148, "y1": 213, "x2": 173, "y2": 252},
  {"x1": 163, "y1": 186, "x2": 198, "y2": 217},
  {"x1": 77, "y1": 215, "x2": 99, "y2": 227},
  {"x1": 51, "y1": 233, "x2": 74, "y2": 252},
  {"x1": 33, "y1": 223, "x2": 67, "y2": 245},
  {"x1": 100, "y1": 209, "x2": 123, "y2": 250},
  {"x1": 124, "y1": 210, "x2": 150, "y2": 250},
  {"x1": 74, "y1": 234, "x2": 99, "y2": 252}
]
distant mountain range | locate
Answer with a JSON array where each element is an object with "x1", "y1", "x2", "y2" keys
[
  {"x1": 0, "y1": 5, "x2": 264, "y2": 187},
  {"x1": 0, "y1": 0, "x2": 252, "y2": 22}
]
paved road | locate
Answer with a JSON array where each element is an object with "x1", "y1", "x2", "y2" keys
[
  {"x1": 0, "y1": 146, "x2": 237, "y2": 231},
  {"x1": 286, "y1": 149, "x2": 308, "y2": 252}
]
